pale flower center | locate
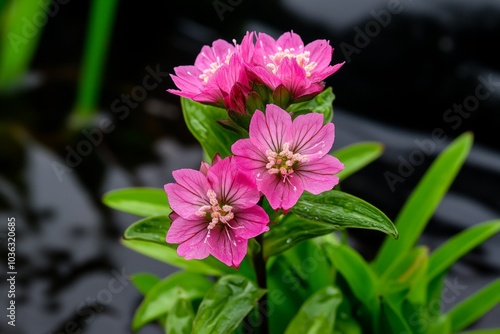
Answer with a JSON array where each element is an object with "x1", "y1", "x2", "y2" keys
[
  {"x1": 266, "y1": 142, "x2": 308, "y2": 182},
  {"x1": 198, "y1": 51, "x2": 232, "y2": 83},
  {"x1": 265, "y1": 46, "x2": 318, "y2": 77},
  {"x1": 196, "y1": 189, "x2": 242, "y2": 246}
]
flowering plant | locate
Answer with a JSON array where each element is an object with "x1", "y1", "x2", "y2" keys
[{"x1": 103, "y1": 31, "x2": 500, "y2": 333}]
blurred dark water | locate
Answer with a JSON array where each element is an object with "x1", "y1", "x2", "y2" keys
[{"x1": 0, "y1": 0, "x2": 499, "y2": 333}]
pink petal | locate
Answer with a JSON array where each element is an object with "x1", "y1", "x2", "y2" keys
[
  {"x1": 207, "y1": 157, "x2": 261, "y2": 209},
  {"x1": 208, "y1": 227, "x2": 248, "y2": 268},
  {"x1": 276, "y1": 31, "x2": 304, "y2": 50},
  {"x1": 275, "y1": 57, "x2": 309, "y2": 99},
  {"x1": 231, "y1": 206, "x2": 270, "y2": 239},
  {"x1": 238, "y1": 31, "x2": 255, "y2": 63},
  {"x1": 291, "y1": 115, "x2": 334, "y2": 159},
  {"x1": 232, "y1": 139, "x2": 268, "y2": 173},
  {"x1": 167, "y1": 216, "x2": 211, "y2": 260},
  {"x1": 304, "y1": 39, "x2": 332, "y2": 72},
  {"x1": 165, "y1": 169, "x2": 211, "y2": 219},
  {"x1": 194, "y1": 40, "x2": 235, "y2": 70},
  {"x1": 259, "y1": 172, "x2": 304, "y2": 210},
  {"x1": 254, "y1": 33, "x2": 278, "y2": 66},
  {"x1": 245, "y1": 64, "x2": 281, "y2": 90},
  {"x1": 249, "y1": 105, "x2": 292, "y2": 152},
  {"x1": 294, "y1": 155, "x2": 344, "y2": 194},
  {"x1": 309, "y1": 61, "x2": 345, "y2": 82}
]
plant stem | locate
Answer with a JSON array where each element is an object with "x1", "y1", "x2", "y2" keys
[{"x1": 254, "y1": 234, "x2": 269, "y2": 334}]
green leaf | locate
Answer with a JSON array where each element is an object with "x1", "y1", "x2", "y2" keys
[
  {"x1": 264, "y1": 213, "x2": 338, "y2": 259},
  {"x1": 132, "y1": 271, "x2": 212, "y2": 331},
  {"x1": 425, "y1": 315, "x2": 452, "y2": 334},
  {"x1": 192, "y1": 275, "x2": 265, "y2": 334},
  {"x1": 124, "y1": 215, "x2": 170, "y2": 244},
  {"x1": 285, "y1": 286, "x2": 342, "y2": 334},
  {"x1": 323, "y1": 244, "x2": 379, "y2": 318},
  {"x1": 287, "y1": 87, "x2": 335, "y2": 123},
  {"x1": 165, "y1": 293, "x2": 195, "y2": 334},
  {"x1": 0, "y1": 0, "x2": 49, "y2": 90},
  {"x1": 181, "y1": 97, "x2": 241, "y2": 160},
  {"x1": 102, "y1": 187, "x2": 170, "y2": 217},
  {"x1": 122, "y1": 216, "x2": 253, "y2": 277},
  {"x1": 333, "y1": 142, "x2": 384, "y2": 181},
  {"x1": 121, "y1": 239, "x2": 229, "y2": 276},
  {"x1": 130, "y1": 273, "x2": 161, "y2": 295},
  {"x1": 447, "y1": 279, "x2": 500, "y2": 332},
  {"x1": 374, "y1": 132, "x2": 473, "y2": 274},
  {"x1": 267, "y1": 236, "x2": 336, "y2": 334},
  {"x1": 379, "y1": 298, "x2": 412, "y2": 334},
  {"x1": 427, "y1": 220, "x2": 500, "y2": 281},
  {"x1": 291, "y1": 190, "x2": 398, "y2": 239}
]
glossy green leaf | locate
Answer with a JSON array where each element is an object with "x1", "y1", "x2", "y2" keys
[
  {"x1": 102, "y1": 187, "x2": 170, "y2": 217},
  {"x1": 428, "y1": 220, "x2": 500, "y2": 281},
  {"x1": 165, "y1": 293, "x2": 195, "y2": 334},
  {"x1": 181, "y1": 97, "x2": 241, "y2": 160},
  {"x1": 374, "y1": 132, "x2": 473, "y2": 274},
  {"x1": 192, "y1": 275, "x2": 265, "y2": 334},
  {"x1": 291, "y1": 190, "x2": 398, "y2": 238},
  {"x1": 447, "y1": 279, "x2": 500, "y2": 332},
  {"x1": 132, "y1": 271, "x2": 212, "y2": 331},
  {"x1": 130, "y1": 273, "x2": 161, "y2": 295},
  {"x1": 333, "y1": 142, "x2": 384, "y2": 181},
  {"x1": 287, "y1": 87, "x2": 335, "y2": 123},
  {"x1": 285, "y1": 286, "x2": 342, "y2": 334},
  {"x1": 323, "y1": 244, "x2": 379, "y2": 318}
]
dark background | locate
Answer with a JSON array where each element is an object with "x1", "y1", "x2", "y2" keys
[{"x1": 1, "y1": 0, "x2": 499, "y2": 333}]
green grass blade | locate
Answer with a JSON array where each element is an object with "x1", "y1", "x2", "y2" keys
[
  {"x1": 459, "y1": 330, "x2": 500, "y2": 334},
  {"x1": 428, "y1": 220, "x2": 500, "y2": 281},
  {"x1": 447, "y1": 279, "x2": 500, "y2": 332},
  {"x1": 373, "y1": 132, "x2": 473, "y2": 274},
  {"x1": 73, "y1": 0, "x2": 118, "y2": 121}
]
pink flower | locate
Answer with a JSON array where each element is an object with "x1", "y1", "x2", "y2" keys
[
  {"x1": 168, "y1": 33, "x2": 254, "y2": 113},
  {"x1": 164, "y1": 157, "x2": 269, "y2": 268},
  {"x1": 232, "y1": 104, "x2": 344, "y2": 211},
  {"x1": 249, "y1": 31, "x2": 344, "y2": 101}
]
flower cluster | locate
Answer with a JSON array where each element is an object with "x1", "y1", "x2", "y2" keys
[
  {"x1": 168, "y1": 31, "x2": 344, "y2": 114},
  {"x1": 165, "y1": 31, "x2": 344, "y2": 267}
]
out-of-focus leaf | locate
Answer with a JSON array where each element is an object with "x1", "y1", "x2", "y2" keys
[
  {"x1": 374, "y1": 132, "x2": 473, "y2": 274},
  {"x1": 379, "y1": 298, "x2": 412, "y2": 334},
  {"x1": 132, "y1": 272, "x2": 212, "y2": 331},
  {"x1": 192, "y1": 275, "x2": 265, "y2": 334},
  {"x1": 130, "y1": 272, "x2": 161, "y2": 296},
  {"x1": 323, "y1": 243, "x2": 379, "y2": 319},
  {"x1": 285, "y1": 286, "x2": 342, "y2": 334},
  {"x1": 427, "y1": 220, "x2": 500, "y2": 281},
  {"x1": 103, "y1": 187, "x2": 170, "y2": 217},
  {"x1": 165, "y1": 293, "x2": 195, "y2": 334},
  {"x1": 333, "y1": 142, "x2": 384, "y2": 181},
  {"x1": 0, "y1": 0, "x2": 49, "y2": 90},
  {"x1": 447, "y1": 279, "x2": 500, "y2": 332}
]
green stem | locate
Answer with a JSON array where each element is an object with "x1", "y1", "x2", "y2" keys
[{"x1": 253, "y1": 234, "x2": 269, "y2": 334}]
